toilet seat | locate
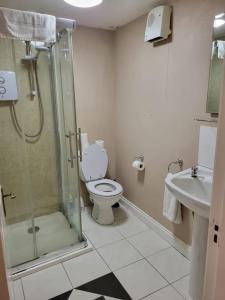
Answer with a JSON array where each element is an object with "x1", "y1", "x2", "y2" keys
[{"x1": 86, "y1": 179, "x2": 123, "y2": 197}]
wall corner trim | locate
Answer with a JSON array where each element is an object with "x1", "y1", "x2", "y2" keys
[{"x1": 120, "y1": 196, "x2": 192, "y2": 260}]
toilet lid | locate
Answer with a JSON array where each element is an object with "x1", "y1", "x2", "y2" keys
[{"x1": 80, "y1": 144, "x2": 108, "y2": 182}]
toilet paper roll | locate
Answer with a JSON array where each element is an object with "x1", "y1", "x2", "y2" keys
[
  {"x1": 81, "y1": 133, "x2": 89, "y2": 150},
  {"x1": 96, "y1": 139, "x2": 104, "y2": 149},
  {"x1": 132, "y1": 160, "x2": 145, "y2": 171}
]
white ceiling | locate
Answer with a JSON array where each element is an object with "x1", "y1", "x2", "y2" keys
[{"x1": 0, "y1": 0, "x2": 159, "y2": 30}]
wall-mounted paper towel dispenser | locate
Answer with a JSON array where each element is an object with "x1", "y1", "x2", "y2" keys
[{"x1": 144, "y1": 6, "x2": 172, "y2": 43}]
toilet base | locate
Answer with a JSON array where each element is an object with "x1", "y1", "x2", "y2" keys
[{"x1": 92, "y1": 202, "x2": 114, "y2": 225}]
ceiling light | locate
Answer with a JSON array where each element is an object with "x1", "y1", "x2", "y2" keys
[{"x1": 64, "y1": 0, "x2": 103, "y2": 8}]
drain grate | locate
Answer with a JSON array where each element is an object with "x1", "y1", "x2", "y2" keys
[{"x1": 27, "y1": 226, "x2": 40, "y2": 234}]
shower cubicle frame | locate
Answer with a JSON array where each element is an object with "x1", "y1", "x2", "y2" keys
[{"x1": 0, "y1": 17, "x2": 91, "y2": 280}]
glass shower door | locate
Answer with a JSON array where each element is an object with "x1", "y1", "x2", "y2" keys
[
  {"x1": 30, "y1": 29, "x2": 83, "y2": 259},
  {"x1": 51, "y1": 29, "x2": 82, "y2": 242},
  {"x1": 0, "y1": 39, "x2": 38, "y2": 267}
]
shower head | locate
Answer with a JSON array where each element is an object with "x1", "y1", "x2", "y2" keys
[
  {"x1": 35, "y1": 46, "x2": 50, "y2": 52},
  {"x1": 21, "y1": 44, "x2": 50, "y2": 63},
  {"x1": 21, "y1": 55, "x2": 38, "y2": 63}
]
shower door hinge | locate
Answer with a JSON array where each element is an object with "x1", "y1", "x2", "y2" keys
[{"x1": 213, "y1": 224, "x2": 219, "y2": 244}]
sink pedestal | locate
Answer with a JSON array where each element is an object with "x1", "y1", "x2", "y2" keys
[{"x1": 189, "y1": 214, "x2": 209, "y2": 300}]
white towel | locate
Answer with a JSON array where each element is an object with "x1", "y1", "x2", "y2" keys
[
  {"x1": 0, "y1": 7, "x2": 56, "y2": 42},
  {"x1": 163, "y1": 173, "x2": 182, "y2": 224},
  {"x1": 217, "y1": 41, "x2": 225, "y2": 60}
]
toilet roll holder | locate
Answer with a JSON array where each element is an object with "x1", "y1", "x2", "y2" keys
[{"x1": 133, "y1": 155, "x2": 145, "y2": 171}]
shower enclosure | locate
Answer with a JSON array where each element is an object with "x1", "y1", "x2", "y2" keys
[{"x1": 0, "y1": 19, "x2": 86, "y2": 275}]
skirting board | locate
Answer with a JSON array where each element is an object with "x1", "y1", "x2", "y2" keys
[{"x1": 120, "y1": 196, "x2": 192, "y2": 260}]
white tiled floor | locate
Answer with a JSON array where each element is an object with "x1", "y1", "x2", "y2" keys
[
  {"x1": 114, "y1": 215, "x2": 149, "y2": 238},
  {"x1": 147, "y1": 248, "x2": 190, "y2": 283},
  {"x1": 98, "y1": 239, "x2": 142, "y2": 271},
  {"x1": 127, "y1": 230, "x2": 170, "y2": 257},
  {"x1": 85, "y1": 226, "x2": 124, "y2": 248},
  {"x1": 172, "y1": 276, "x2": 192, "y2": 300},
  {"x1": 22, "y1": 264, "x2": 72, "y2": 300},
  {"x1": 63, "y1": 250, "x2": 110, "y2": 287},
  {"x1": 8, "y1": 204, "x2": 191, "y2": 300},
  {"x1": 8, "y1": 280, "x2": 24, "y2": 300},
  {"x1": 114, "y1": 259, "x2": 168, "y2": 300},
  {"x1": 143, "y1": 286, "x2": 184, "y2": 300}
]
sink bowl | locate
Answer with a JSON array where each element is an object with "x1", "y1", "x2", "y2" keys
[{"x1": 165, "y1": 166, "x2": 213, "y2": 218}]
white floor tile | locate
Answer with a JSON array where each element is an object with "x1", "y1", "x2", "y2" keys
[
  {"x1": 144, "y1": 285, "x2": 184, "y2": 300},
  {"x1": 8, "y1": 279, "x2": 24, "y2": 300},
  {"x1": 113, "y1": 205, "x2": 133, "y2": 223},
  {"x1": 172, "y1": 276, "x2": 192, "y2": 299},
  {"x1": 147, "y1": 248, "x2": 190, "y2": 283},
  {"x1": 68, "y1": 289, "x2": 100, "y2": 300},
  {"x1": 128, "y1": 230, "x2": 170, "y2": 257},
  {"x1": 63, "y1": 251, "x2": 110, "y2": 287},
  {"x1": 114, "y1": 259, "x2": 168, "y2": 300},
  {"x1": 82, "y1": 207, "x2": 100, "y2": 231},
  {"x1": 85, "y1": 226, "x2": 124, "y2": 248},
  {"x1": 115, "y1": 215, "x2": 149, "y2": 238},
  {"x1": 98, "y1": 239, "x2": 142, "y2": 271},
  {"x1": 22, "y1": 264, "x2": 72, "y2": 300}
]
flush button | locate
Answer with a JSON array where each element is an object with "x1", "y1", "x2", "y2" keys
[
  {"x1": 0, "y1": 86, "x2": 6, "y2": 94},
  {"x1": 0, "y1": 77, "x2": 5, "y2": 84}
]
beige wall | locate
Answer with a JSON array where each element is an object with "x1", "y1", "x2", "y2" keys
[
  {"x1": 74, "y1": 0, "x2": 225, "y2": 245},
  {"x1": 114, "y1": 0, "x2": 225, "y2": 245},
  {"x1": 73, "y1": 26, "x2": 115, "y2": 179}
]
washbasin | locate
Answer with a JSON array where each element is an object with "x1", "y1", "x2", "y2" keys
[
  {"x1": 165, "y1": 166, "x2": 213, "y2": 219},
  {"x1": 165, "y1": 166, "x2": 214, "y2": 300}
]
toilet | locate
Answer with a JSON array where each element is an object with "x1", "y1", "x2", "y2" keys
[{"x1": 79, "y1": 142, "x2": 123, "y2": 225}]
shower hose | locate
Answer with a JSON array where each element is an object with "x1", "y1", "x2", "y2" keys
[{"x1": 11, "y1": 60, "x2": 44, "y2": 141}]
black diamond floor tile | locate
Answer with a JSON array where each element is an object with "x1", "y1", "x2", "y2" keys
[
  {"x1": 76, "y1": 272, "x2": 132, "y2": 300},
  {"x1": 49, "y1": 290, "x2": 73, "y2": 300}
]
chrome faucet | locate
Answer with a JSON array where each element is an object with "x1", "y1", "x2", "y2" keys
[{"x1": 191, "y1": 166, "x2": 198, "y2": 178}]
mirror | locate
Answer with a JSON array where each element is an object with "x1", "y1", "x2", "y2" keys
[{"x1": 206, "y1": 13, "x2": 225, "y2": 114}]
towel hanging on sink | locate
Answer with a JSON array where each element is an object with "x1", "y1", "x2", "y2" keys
[{"x1": 163, "y1": 173, "x2": 182, "y2": 224}]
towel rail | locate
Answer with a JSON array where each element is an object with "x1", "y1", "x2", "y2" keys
[
  {"x1": 168, "y1": 159, "x2": 183, "y2": 173},
  {"x1": 194, "y1": 118, "x2": 218, "y2": 123}
]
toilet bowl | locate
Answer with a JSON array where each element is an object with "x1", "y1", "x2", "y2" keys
[{"x1": 79, "y1": 142, "x2": 123, "y2": 225}]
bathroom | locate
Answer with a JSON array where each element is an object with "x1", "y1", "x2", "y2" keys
[{"x1": 0, "y1": 0, "x2": 225, "y2": 299}]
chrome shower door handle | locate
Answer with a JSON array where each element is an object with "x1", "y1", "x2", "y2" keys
[
  {"x1": 1, "y1": 188, "x2": 16, "y2": 218},
  {"x1": 66, "y1": 131, "x2": 76, "y2": 168},
  {"x1": 78, "y1": 128, "x2": 82, "y2": 162}
]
